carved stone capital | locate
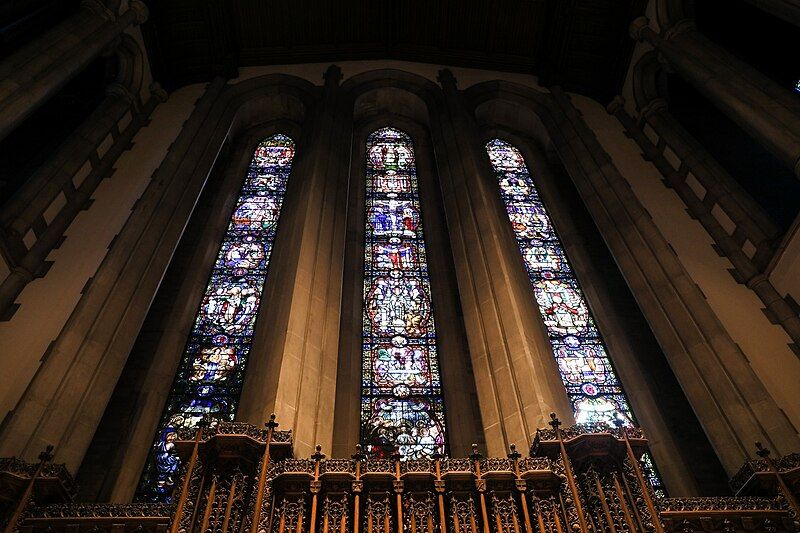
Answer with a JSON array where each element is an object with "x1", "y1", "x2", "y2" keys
[
  {"x1": 128, "y1": 0, "x2": 149, "y2": 24},
  {"x1": 606, "y1": 95, "x2": 626, "y2": 116},
  {"x1": 629, "y1": 16, "x2": 651, "y2": 41},
  {"x1": 149, "y1": 82, "x2": 169, "y2": 103},
  {"x1": 639, "y1": 98, "x2": 669, "y2": 120},
  {"x1": 106, "y1": 82, "x2": 136, "y2": 104}
]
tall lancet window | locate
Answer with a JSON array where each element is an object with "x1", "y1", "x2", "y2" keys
[
  {"x1": 485, "y1": 139, "x2": 664, "y2": 490},
  {"x1": 360, "y1": 127, "x2": 447, "y2": 459},
  {"x1": 137, "y1": 134, "x2": 296, "y2": 501}
]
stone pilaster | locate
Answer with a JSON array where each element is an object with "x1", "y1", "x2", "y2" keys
[
  {"x1": 235, "y1": 66, "x2": 350, "y2": 458},
  {"x1": 431, "y1": 69, "x2": 574, "y2": 457},
  {"x1": 0, "y1": 0, "x2": 149, "y2": 143},
  {"x1": 630, "y1": 17, "x2": 800, "y2": 179},
  {"x1": 550, "y1": 86, "x2": 800, "y2": 475}
]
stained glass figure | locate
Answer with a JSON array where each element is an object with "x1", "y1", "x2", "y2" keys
[
  {"x1": 136, "y1": 134, "x2": 296, "y2": 502},
  {"x1": 485, "y1": 138, "x2": 665, "y2": 494},
  {"x1": 361, "y1": 127, "x2": 447, "y2": 460}
]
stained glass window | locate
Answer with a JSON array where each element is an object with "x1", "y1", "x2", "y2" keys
[
  {"x1": 360, "y1": 127, "x2": 447, "y2": 460},
  {"x1": 136, "y1": 134, "x2": 296, "y2": 502},
  {"x1": 485, "y1": 138, "x2": 665, "y2": 494}
]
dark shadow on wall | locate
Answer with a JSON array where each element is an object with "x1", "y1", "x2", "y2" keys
[
  {"x1": 667, "y1": 74, "x2": 800, "y2": 231},
  {"x1": 0, "y1": 0, "x2": 80, "y2": 59},
  {"x1": 694, "y1": 0, "x2": 800, "y2": 91},
  {"x1": 0, "y1": 55, "x2": 117, "y2": 206}
]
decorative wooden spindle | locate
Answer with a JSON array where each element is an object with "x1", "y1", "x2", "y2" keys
[
  {"x1": 549, "y1": 413, "x2": 588, "y2": 533},
  {"x1": 391, "y1": 447, "x2": 404, "y2": 533},
  {"x1": 469, "y1": 443, "x2": 491, "y2": 533},
  {"x1": 611, "y1": 473, "x2": 639, "y2": 533},
  {"x1": 171, "y1": 414, "x2": 209, "y2": 533},
  {"x1": 353, "y1": 444, "x2": 366, "y2": 533},
  {"x1": 199, "y1": 475, "x2": 217, "y2": 532},
  {"x1": 432, "y1": 451, "x2": 448, "y2": 533},
  {"x1": 221, "y1": 474, "x2": 239, "y2": 533},
  {"x1": 3, "y1": 444, "x2": 54, "y2": 533},
  {"x1": 310, "y1": 445, "x2": 326, "y2": 533},
  {"x1": 250, "y1": 413, "x2": 279, "y2": 533},
  {"x1": 590, "y1": 469, "x2": 617, "y2": 533},
  {"x1": 617, "y1": 422, "x2": 664, "y2": 533},
  {"x1": 508, "y1": 444, "x2": 533, "y2": 533}
]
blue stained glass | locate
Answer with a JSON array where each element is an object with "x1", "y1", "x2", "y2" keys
[
  {"x1": 486, "y1": 138, "x2": 665, "y2": 493},
  {"x1": 136, "y1": 134, "x2": 296, "y2": 502},
  {"x1": 360, "y1": 127, "x2": 447, "y2": 460}
]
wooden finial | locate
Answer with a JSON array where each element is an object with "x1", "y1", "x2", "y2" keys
[
  {"x1": 38, "y1": 445, "x2": 54, "y2": 463},
  {"x1": 312, "y1": 444, "x2": 325, "y2": 461},
  {"x1": 352, "y1": 443, "x2": 366, "y2": 461},
  {"x1": 507, "y1": 443, "x2": 521, "y2": 460},
  {"x1": 469, "y1": 443, "x2": 483, "y2": 462},
  {"x1": 755, "y1": 441, "x2": 771, "y2": 459},
  {"x1": 548, "y1": 412, "x2": 562, "y2": 430}
]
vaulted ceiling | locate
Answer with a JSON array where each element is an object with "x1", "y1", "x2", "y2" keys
[{"x1": 142, "y1": 0, "x2": 646, "y2": 103}]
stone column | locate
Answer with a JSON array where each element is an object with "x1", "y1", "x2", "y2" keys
[
  {"x1": 630, "y1": 17, "x2": 800, "y2": 178},
  {"x1": 236, "y1": 66, "x2": 350, "y2": 458},
  {"x1": 0, "y1": 83, "x2": 165, "y2": 318},
  {"x1": 0, "y1": 0, "x2": 149, "y2": 143},
  {"x1": 430, "y1": 69, "x2": 573, "y2": 457},
  {"x1": 549, "y1": 86, "x2": 800, "y2": 474}
]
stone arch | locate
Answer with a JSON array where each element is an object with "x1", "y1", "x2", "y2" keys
[{"x1": 342, "y1": 69, "x2": 445, "y2": 133}]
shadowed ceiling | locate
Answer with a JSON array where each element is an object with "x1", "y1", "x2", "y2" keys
[{"x1": 142, "y1": 0, "x2": 646, "y2": 103}]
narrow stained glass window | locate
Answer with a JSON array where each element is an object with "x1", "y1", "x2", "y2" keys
[
  {"x1": 485, "y1": 138, "x2": 665, "y2": 494},
  {"x1": 137, "y1": 134, "x2": 296, "y2": 502},
  {"x1": 360, "y1": 127, "x2": 447, "y2": 460}
]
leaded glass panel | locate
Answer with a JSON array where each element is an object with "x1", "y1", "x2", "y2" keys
[
  {"x1": 360, "y1": 127, "x2": 447, "y2": 460},
  {"x1": 486, "y1": 138, "x2": 664, "y2": 493},
  {"x1": 136, "y1": 134, "x2": 296, "y2": 502}
]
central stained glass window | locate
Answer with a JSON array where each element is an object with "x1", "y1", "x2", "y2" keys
[
  {"x1": 485, "y1": 138, "x2": 664, "y2": 493},
  {"x1": 137, "y1": 134, "x2": 296, "y2": 501},
  {"x1": 360, "y1": 127, "x2": 447, "y2": 459}
]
